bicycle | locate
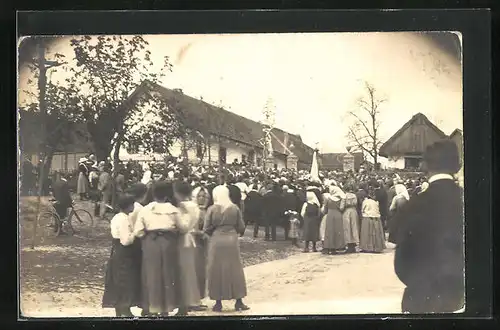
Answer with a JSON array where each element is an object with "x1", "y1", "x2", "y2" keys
[{"x1": 37, "y1": 199, "x2": 94, "y2": 243}]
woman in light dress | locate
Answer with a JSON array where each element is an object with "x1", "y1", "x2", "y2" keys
[
  {"x1": 321, "y1": 185, "x2": 346, "y2": 255},
  {"x1": 359, "y1": 190, "x2": 386, "y2": 253},
  {"x1": 204, "y1": 185, "x2": 249, "y2": 312},
  {"x1": 339, "y1": 184, "x2": 360, "y2": 254},
  {"x1": 173, "y1": 180, "x2": 205, "y2": 315},
  {"x1": 134, "y1": 181, "x2": 188, "y2": 316}
]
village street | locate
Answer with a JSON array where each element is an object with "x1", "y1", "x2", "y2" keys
[{"x1": 21, "y1": 220, "x2": 404, "y2": 317}]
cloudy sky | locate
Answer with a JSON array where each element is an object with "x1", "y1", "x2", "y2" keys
[{"x1": 18, "y1": 32, "x2": 462, "y2": 154}]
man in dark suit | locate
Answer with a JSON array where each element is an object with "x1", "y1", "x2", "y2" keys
[
  {"x1": 394, "y1": 139, "x2": 464, "y2": 313},
  {"x1": 262, "y1": 183, "x2": 283, "y2": 241},
  {"x1": 51, "y1": 172, "x2": 73, "y2": 232}
]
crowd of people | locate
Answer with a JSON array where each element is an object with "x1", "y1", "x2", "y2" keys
[{"x1": 42, "y1": 138, "x2": 464, "y2": 316}]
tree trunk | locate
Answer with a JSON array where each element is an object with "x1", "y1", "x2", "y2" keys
[{"x1": 111, "y1": 137, "x2": 122, "y2": 209}]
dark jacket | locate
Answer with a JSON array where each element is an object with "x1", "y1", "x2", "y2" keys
[
  {"x1": 228, "y1": 184, "x2": 242, "y2": 207},
  {"x1": 375, "y1": 187, "x2": 389, "y2": 217},
  {"x1": 245, "y1": 190, "x2": 263, "y2": 221},
  {"x1": 262, "y1": 190, "x2": 283, "y2": 224},
  {"x1": 394, "y1": 179, "x2": 464, "y2": 313},
  {"x1": 52, "y1": 179, "x2": 72, "y2": 207},
  {"x1": 282, "y1": 190, "x2": 300, "y2": 213}
]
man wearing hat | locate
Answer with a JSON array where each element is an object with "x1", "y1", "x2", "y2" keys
[{"x1": 394, "y1": 139, "x2": 464, "y2": 313}]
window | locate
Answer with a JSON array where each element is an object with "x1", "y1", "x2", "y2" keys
[
  {"x1": 219, "y1": 146, "x2": 227, "y2": 164},
  {"x1": 127, "y1": 143, "x2": 139, "y2": 154},
  {"x1": 405, "y1": 157, "x2": 421, "y2": 170}
]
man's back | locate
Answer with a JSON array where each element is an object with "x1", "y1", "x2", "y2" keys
[
  {"x1": 52, "y1": 179, "x2": 72, "y2": 206},
  {"x1": 394, "y1": 179, "x2": 464, "y2": 313}
]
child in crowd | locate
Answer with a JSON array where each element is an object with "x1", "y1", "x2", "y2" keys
[{"x1": 286, "y1": 210, "x2": 301, "y2": 248}]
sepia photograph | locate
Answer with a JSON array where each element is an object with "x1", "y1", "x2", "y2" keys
[{"x1": 18, "y1": 31, "x2": 465, "y2": 318}]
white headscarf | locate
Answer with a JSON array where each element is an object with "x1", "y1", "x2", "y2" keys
[
  {"x1": 419, "y1": 182, "x2": 429, "y2": 194},
  {"x1": 306, "y1": 191, "x2": 320, "y2": 207},
  {"x1": 329, "y1": 185, "x2": 346, "y2": 202},
  {"x1": 141, "y1": 170, "x2": 152, "y2": 185},
  {"x1": 212, "y1": 185, "x2": 233, "y2": 210},
  {"x1": 395, "y1": 184, "x2": 410, "y2": 201}
]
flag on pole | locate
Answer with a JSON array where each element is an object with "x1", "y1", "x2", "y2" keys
[{"x1": 310, "y1": 150, "x2": 320, "y2": 182}]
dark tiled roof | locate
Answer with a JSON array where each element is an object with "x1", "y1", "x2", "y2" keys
[
  {"x1": 143, "y1": 82, "x2": 314, "y2": 163},
  {"x1": 379, "y1": 113, "x2": 448, "y2": 157}
]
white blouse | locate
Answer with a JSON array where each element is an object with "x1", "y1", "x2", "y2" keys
[
  {"x1": 133, "y1": 202, "x2": 181, "y2": 238},
  {"x1": 110, "y1": 212, "x2": 136, "y2": 246}
]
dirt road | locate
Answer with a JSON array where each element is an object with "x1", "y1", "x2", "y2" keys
[{"x1": 21, "y1": 243, "x2": 404, "y2": 317}]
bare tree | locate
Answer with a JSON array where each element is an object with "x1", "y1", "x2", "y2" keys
[{"x1": 346, "y1": 81, "x2": 387, "y2": 170}]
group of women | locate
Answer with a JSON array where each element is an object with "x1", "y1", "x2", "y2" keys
[
  {"x1": 102, "y1": 180, "x2": 249, "y2": 317},
  {"x1": 299, "y1": 178, "x2": 418, "y2": 255}
]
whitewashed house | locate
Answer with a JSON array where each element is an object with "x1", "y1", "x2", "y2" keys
[{"x1": 120, "y1": 81, "x2": 315, "y2": 170}]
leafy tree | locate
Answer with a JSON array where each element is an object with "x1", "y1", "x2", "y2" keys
[
  {"x1": 346, "y1": 81, "x2": 386, "y2": 170},
  {"x1": 61, "y1": 35, "x2": 177, "y2": 162},
  {"x1": 60, "y1": 35, "x2": 188, "y2": 205}
]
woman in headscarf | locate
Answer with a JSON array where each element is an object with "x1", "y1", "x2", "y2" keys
[
  {"x1": 173, "y1": 180, "x2": 204, "y2": 315},
  {"x1": 190, "y1": 182, "x2": 210, "y2": 309},
  {"x1": 387, "y1": 183, "x2": 410, "y2": 244},
  {"x1": 321, "y1": 185, "x2": 346, "y2": 255},
  {"x1": 133, "y1": 181, "x2": 187, "y2": 317},
  {"x1": 340, "y1": 184, "x2": 360, "y2": 254},
  {"x1": 204, "y1": 185, "x2": 249, "y2": 312},
  {"x1": 359, "y1": 189, "x2": 386, "y2": 253},
  {"x1": 300, "y1": 191, "x2": 321, "y2": 253}
]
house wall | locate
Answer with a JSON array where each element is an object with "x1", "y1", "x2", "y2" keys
[
  {"x1": 387, "y1": 156, "x2": 406, "y2": 169},
  {"x1": 28, "y1": 152, "x2": 89, "y2": 173}
]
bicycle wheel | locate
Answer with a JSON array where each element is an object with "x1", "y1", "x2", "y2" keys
[
  {"x1": 68, "y1": 209, "x2": 94, "y2": 235},
  {"x1": 61, "y1": 220, "x2": 75, "y2": 236},
  {"x1": 37, "y1": 212, "x2": 60, "y2": 243}
]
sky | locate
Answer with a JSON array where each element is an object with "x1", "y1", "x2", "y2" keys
[{"x1": 18, "y1": 32, "x2": 462, "y2": 154}]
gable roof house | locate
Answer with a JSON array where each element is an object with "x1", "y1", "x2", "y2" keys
[
  {"x1": 126, "y1": 81, "x2": 315, "y2": 169},
  {"x1": 379, "y1": 113, "x2": 448, "y2": 170}
]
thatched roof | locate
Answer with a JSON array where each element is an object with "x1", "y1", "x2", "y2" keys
[
  {"x1": 379, "y1": 113, "x2": 448, "y2": 158},
  {"x1": 136, "y1": 81, "x2": 314, "y2": 164},
  {"x1": 450, "y1": 128, "x2": 463, "y2": 139}
]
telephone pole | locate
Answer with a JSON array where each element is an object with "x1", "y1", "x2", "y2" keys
[{"x1": 31, "y1": 39, "x2": 65, "y2": 249}]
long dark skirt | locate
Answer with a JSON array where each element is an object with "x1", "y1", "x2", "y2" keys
[
  {"x1": 102, "y1": 239, "x2": 141, "y2": 309},
  {"x1": 140, "y1": 231, "x2": 180, "y2": 314},
  {"x1": 302, "y1": 215, "x2": 320, "y2": 242},
  {"x1": 207, "y1": 231, "x2": 247, "y2": 301}
]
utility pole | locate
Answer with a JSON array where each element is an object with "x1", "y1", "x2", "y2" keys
[{"x1": 31, "y1": 39, "x2": 65, "y2": 249}]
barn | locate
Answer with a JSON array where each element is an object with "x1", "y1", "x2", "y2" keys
[{"x1": 379, "y1": 113, "x2": 448, "y2": 170}]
